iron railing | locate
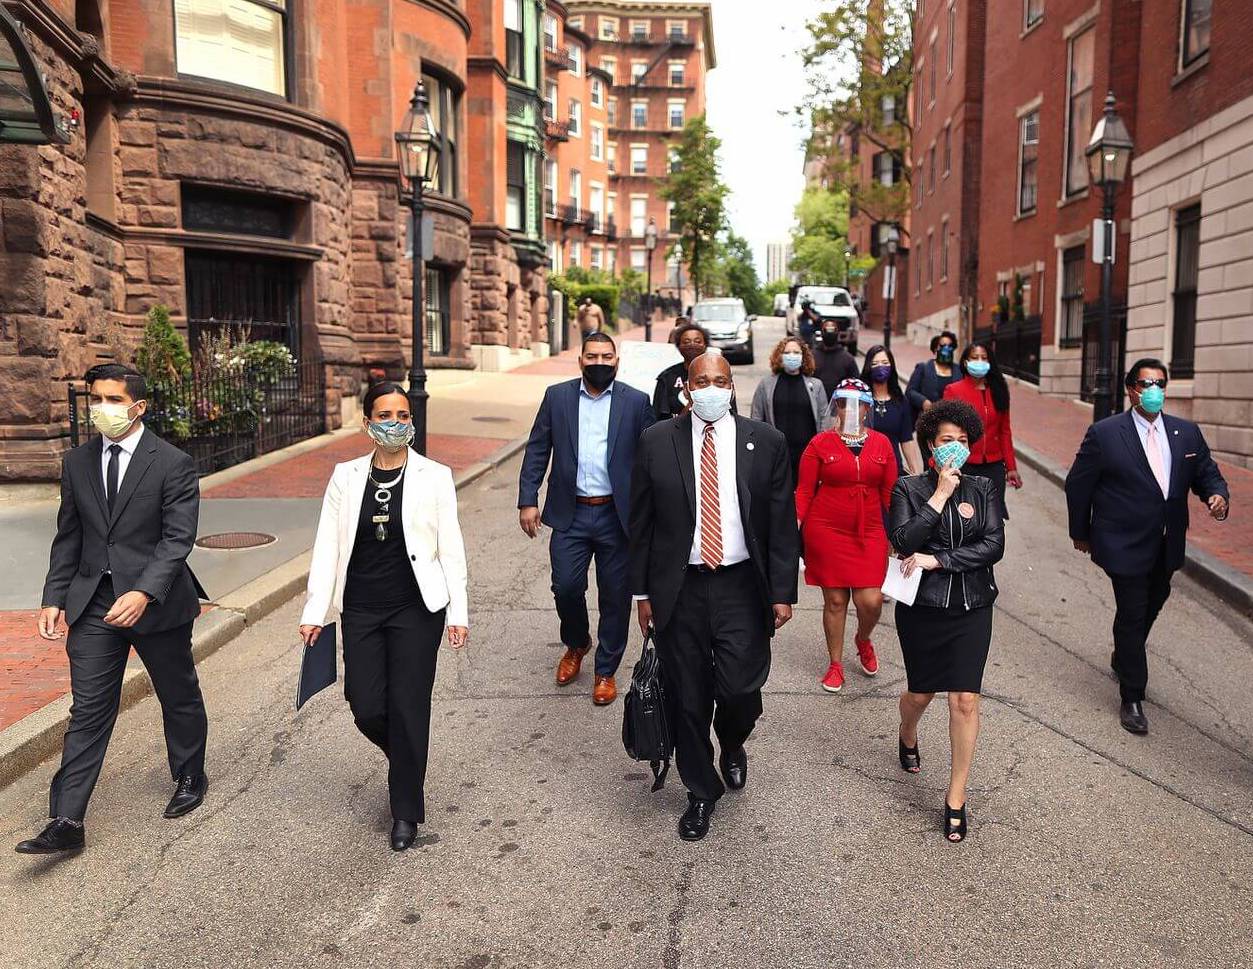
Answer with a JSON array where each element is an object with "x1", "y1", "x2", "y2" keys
[
  {"x1": 975, "y1": 316, "x2": 1042, "y2": 385},
  {"x1": 1080, "y1": 303, "x2": 1127, "y2": 411},
  {"x1": 69, "y1": 358, "x2": 327, "y2": 476}
]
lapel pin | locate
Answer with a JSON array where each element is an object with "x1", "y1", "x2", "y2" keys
[{"x1": 746, "y1": 442, "x2": 755, "y2": 451}]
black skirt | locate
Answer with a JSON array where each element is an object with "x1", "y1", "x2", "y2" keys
[
  {"x1": 963, "y1": 460, "x2": 1008, "y2": 519},
  {"x1": 895, "y1": 601, "x2": 993, "y2": 694}
]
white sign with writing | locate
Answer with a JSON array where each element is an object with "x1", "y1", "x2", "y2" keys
[{"x1": 615, "y1": 340, "x2": 681, "y2": 397}]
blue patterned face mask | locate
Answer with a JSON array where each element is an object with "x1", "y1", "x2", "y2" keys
[
  {"x1": 367, "y1": 419, "x2": 415, "y2": 452},
  {"x1": 932, "y1": 440, "x2": 971, "y2": 471}
]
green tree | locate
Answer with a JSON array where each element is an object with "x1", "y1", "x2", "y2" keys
[
  {"x1": 134, "y1": 305, "x2": 191, "y2": 384},
  {"x1": 659, "y1": 114, "x2": 729, "y2": 301},
  {"x1": 789, "y1": 187, "x2": 853, "y2": 285},
  {"x1": 718, "y1": 232, "x2": 767, "y2": 316}
]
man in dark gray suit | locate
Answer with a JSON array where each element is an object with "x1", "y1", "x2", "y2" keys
[{"x1": 16, "y1": 364, "x2": 209, "y2": 855}]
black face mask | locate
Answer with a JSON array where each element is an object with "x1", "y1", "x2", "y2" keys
[
  {"x1": 679, "y1": 345, "x2": 705, "y2": 365},
  {"x1": 820, "y1": 330, "x2": 839, "y2": 347},
  {"x1": 583, "y1": 364, "x2": 616, "y2": 391},
  {"x1": 936, "y1": 345, "x2": 955, "y2": 363}
]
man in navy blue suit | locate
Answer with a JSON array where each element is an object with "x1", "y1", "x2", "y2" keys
[
  {"x1": 1065, "y1": 358, "x2": 1229, "y2": 734},
  {"x1": 519, "y1": 332, "x2": 656, "y2": 705}
]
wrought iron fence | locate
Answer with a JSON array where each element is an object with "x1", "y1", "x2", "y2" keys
[
  {"x1": 69, "y1": 358, "x2": 327, "y2": 476},
  {"x1": 977, "y1": 316, "x2": 1041, "y2": 385},
  {"x1": 1080, "y1": 302, "x2": 1127, "y2": 411}
]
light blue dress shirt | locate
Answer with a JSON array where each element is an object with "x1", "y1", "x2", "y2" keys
[{"x1": 576, "y1": 381, "x2": 614, "y2": 497}]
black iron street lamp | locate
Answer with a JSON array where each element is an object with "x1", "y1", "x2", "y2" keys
[
  {"x1": 644, "y1": 217, "x2": 658, "y2": 341},
  {"x1": 1085, "y1": 91, "x2": 1134, "y2": 423},
  {"x1": 394, "y1": 79, "x2": 442, "y2": 455},
  {"x1": 843, "y1": 245, "x2": 852, "y2": 290},
  {"x1": 883, "y1": 225, "x2": 899, "y2": 351}
]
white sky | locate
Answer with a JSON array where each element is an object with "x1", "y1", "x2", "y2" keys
[{"x1": 704, "y1": 0, "x2": 814, "y2": 278}]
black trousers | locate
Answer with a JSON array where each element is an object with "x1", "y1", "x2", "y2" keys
[
  {"x1": 657, "y1": 563, "x2": 770, "y2": 802},
  {"x1": 1107, "y1": 541, "x2": 1174, "y2": 703},
  {"x1": 50, "y1": 580, "x2": 207, "y2": 822},
  {"x1": 341, "y1": 598, "x2": 445, "y2": 823}
]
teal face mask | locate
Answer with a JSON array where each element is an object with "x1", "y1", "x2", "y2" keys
[
  {"x1": 1138, "y1": 385, "x2": 1165, "y2": 415},
  {"x1": 932, "y1": 440, "x2": 971, "y2": 471}
]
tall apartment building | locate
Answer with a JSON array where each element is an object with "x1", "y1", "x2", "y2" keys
[
  {"x1": 765, "y1": 242, "x2": 792, "y2": 284},
  {"x1": 1124, "y1": 2, "x2": 1253, "y2": 467},
  {"x1": 566, "y1": 0, "x2": 716, "y2": 303},
  {"x1": 905, "y1": 0, "x2": 985, "y2": 348}
]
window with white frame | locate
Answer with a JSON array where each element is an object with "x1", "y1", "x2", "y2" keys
[
  {"x1": 568, "y1": 44, "x2": 582, "y2": 76},
  {"x1": 630, "y1": 19, "x2": 649, "y2": 39},
  {"x1": 607, "y1": 142, "x2": 617, "y2": 173},
  {"x1": 1171, "y1": 203, "x2": 1201, "y2": 376},
  {"x1": 504, "y1": 0, "x2": 524, "y2": 77},
  {"x1": 666, "y1": 19, "x2": 687, "y2": 39},
  {"x1": 668, "y1": 100, "x2": 685, "y2": 129},
  {"x1": 1065, "y1": 28, "x2": 1094, "y2": 196},
  {"x1": 1018, "y1": 109, "x2": 1039, "y2": 214},
  {"x1": 947, "y1": 3, "x2": 956, "y2": 75},
  {"x1": 928, "y1": 145, "x2": 936, "y2": 192},
  {"x1": 548, "y1": 240, "x2": 563, "y2": 274},
  {"x1": 590, "y1": 245, "x2": 603, "y2": 271},
  {"x1": 568, "y1": 98, "x2": 582, "y2": 136},
  {"x1": 567, "y1": 15, "x2": 582, "y2": 29},
  {"x1": 667, "y1": 199, "x2": 677, "y2": 232},
  {"x1": 666, "y1": 249, "x2": 680, "y2": 285},
  {"x1": 590, "y1": 122, "x2": 604, "y2": 161},
  {"x1": 929, "y1": 40, "x2": 937, "y2": 103},
  {"x1": 571, "y1": 239, "x2": 582, "y2": 267},
  {"x1": 607, "y1": 247, "x2": 617, "y2": 272},
  {"x1": 669, "y1": 60, "x2": 686, "y2": 86},
  {"x1": 630, "y1": 196, "x2": 647, "y2": 236},
  {"x1": 941, "y1": 219, "x2": 950, "y2": 279},
  {"x1": 1181, "y1": 0, "x2": 1211, "y2": 67},
  {"x1": 1059, "y1": 244, "x2": 1085, "y2": 345},
  {"x1": 874, "y1": 151, "x2": 897, "y2": 186},
  {"x1": 881, "y1": 93, "x2": 896, "y2": 125},
  {"x1": 630, "y1": 144, "x2": 647, "y2": 175},
  {"x1": 607, "y1": 98, "x2": 618, "y2": 125},
  {"x1": 590, "y1": 78, "x2": 604, "y2": 108},
  {"x1": 668, "y1": 146, "x2": 680, "y2": 173},
  {"x1": 544, "y1": 158, "x2": 557, "y2": 216},
  {"x1": 506, "y1": 140, "x2": 526, "y2": 230},
  {"x1": 590, "y1": 184, "x2": 605, "y2": 230},
  {"x1": 926, "y1": 230, "x2": 934, "y2": 288},
  {"x1": 943, "y1": 123, "x2": 952, "y2": 175},
  {"x1": 569, "y1": 168, "x2": 581, "y2": 215},
  {"x1": 631, "y1": 247, "x2": 647, "y2": 270},
  {"x1": 631, "y1": 60, "x2": 648, "y2": 82},
  {"x1": 1024, "y1": 0, "x2": 1043, "y2": 29},
  {"x1": 543, "y1": 13, "x2": 557, "y2": 51},
  {"x1": 601, "y1": 56, "x2": 617, "y2": 81},
  {"x1": 632, "y1": 100, "x2": 647, "y2": 128},
  {"x1": 173, "y1": 0, "x2": 288, "y2": 96},
  {"x1": 543, "y1": 80, "x2": 557, "y2": 119},
  {"x1": 599, "y1": 16, "x2": 618, "y2": 40}
]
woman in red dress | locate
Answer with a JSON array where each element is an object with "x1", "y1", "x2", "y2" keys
[
  {"x1": 942, "y1": 341, "x2": 1023, "y2": 518},
  {"x1": 796, "y1": 379, "x2": 899, "y2": 693}
]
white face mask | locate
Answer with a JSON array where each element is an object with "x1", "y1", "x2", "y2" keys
[
  {"x1": 689, "y1": 386, "x2": 733, "y2": 423},
  {"x1": 91, "y1": 401, "x2": 142, "y2": 439}
]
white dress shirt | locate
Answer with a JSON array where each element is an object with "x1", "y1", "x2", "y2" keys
[
  {"x1": 1131, "y1": 408, "x2": 1172, "y2": 498},
  {"x1": 689, "y1": 411, "x2": 750, "y2": 566},
  {"x1": 100, "y1": 424, "x2": 145, "y2": 494}
]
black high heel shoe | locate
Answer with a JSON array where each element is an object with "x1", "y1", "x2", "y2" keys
[
  {"x1": 898, "y1": 735, "x2": 921, "y2": 773},
  {"x1": 944, "y1": 802, "x2": 967, "y2": 843}
]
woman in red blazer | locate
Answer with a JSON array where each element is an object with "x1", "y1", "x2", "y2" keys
[
  {"x1": 943, "y1": 342, "x2": 1023, "y2": 516},
  {"x1": 796, "y1": 379, "x2": 899, "y2": 694}
]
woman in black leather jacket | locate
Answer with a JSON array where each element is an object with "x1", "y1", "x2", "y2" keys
[{"x1": 888, "y1": 399, "x2": 1005, "y2": 843}]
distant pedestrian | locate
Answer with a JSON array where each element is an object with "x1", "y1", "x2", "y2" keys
[
  {"x1": 906, "y1": 330, "x2": 962, "y2": 464},
  {"x1": 518, "y1": 333, "x2": 655, "y2": 706},
  {"x1": 890, "y1": 398, "x2": 1005, "y2": 844},
  {"x1": 797, "y1": 299, "x2": 819, "y2": 348},
  {"x1": 796, "y1": 379, "x2": 898, "y2": 694},
  {"x1": 653, "y1": 322, "x2": 707, "y2": 419},
  {"x1": 19, "y1": 364, "x2": 209, "y2": 856},
  {"x1": 750, "y1": 337, "x2": 830, "y2": 482},
  {"x1": 299, "y1": 381, "x2": 468, "y2": 852},
  {"x1": 861, "y1": 344, "x2": 923, "y2": 475},
  {"x1": 943, "y1": 342, "x2": 1022, "y2": 516},
  {"x1": 577, "y1": 297, "x2": 606, "y2": 338},
  {"x1": 812, "y1": 318, "x2": 861, "y2": 399},
  {"x1": 1064, "y1": 359, "x2": 1229, "y2": 736}
]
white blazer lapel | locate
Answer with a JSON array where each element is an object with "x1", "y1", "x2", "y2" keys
[
  {"x1": 343, "y1": 456, "x2": 372, "y2": 556},
  {"x1": 401, "y1": 448, "x2": 425, "y2": 555}
]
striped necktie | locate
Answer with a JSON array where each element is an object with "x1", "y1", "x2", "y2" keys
[{"x1": 699, "y1": 423, "x2": 723, "y2": 568}]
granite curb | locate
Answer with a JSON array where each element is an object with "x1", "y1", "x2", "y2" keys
[{"x1": 0, "y1": 433, "x2": 530, "y2": 790}]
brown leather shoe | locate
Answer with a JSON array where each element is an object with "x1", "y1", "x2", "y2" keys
[
  {"x1": 556, "y1": 645, "x2": 589, "y2": 686},
  {"x1": 592, "y1": 675, "x2": 617, "y2": 706}
]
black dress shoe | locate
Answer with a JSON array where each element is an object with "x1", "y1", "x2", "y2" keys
[
  {"x1": 391, "y1": 820, "x2": 418, "y2": 851},
  {"x1": 678, "y1": 799, "x2": 715, "y2": 842},
  {"x1": 164, "y1": 774, "x2": 207, "y2": 818},
  {"x1": 1119, "y1": 701, "x2": 1149, "y2": 735},
  {"x1": 719, "y1": 747, "x2": 748, "y2": 791},
  {"x1": 15, "y1": 818, "x2": 84, "y2": 855}
]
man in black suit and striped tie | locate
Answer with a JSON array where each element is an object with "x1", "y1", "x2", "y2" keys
[{"x1": 628, "y1": 351, "x2": 800, "y2": 841}]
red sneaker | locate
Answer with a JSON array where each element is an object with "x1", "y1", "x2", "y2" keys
[
  {"x1": 855, "y1": 638, "x2": 879, "y2": 676},
  {"x1": 821, "y1": 661, "x2": 845, "y2": 693}
]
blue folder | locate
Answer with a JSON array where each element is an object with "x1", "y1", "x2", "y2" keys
[{"x1": 296, "y1": 622, "x2": 337, "y2": 711}]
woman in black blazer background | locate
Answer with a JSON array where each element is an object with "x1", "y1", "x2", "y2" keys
[{"x1": 888, "y1": 399, "x2": 1005, "y2": 843}]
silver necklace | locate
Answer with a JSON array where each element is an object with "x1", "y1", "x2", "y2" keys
[{"x1": 368, "y1": 463, "x2": 405, "y2": 542}]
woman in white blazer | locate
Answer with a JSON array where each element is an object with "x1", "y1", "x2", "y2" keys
[{"x1": 298, "y1": 381, "x2": 469, "y2": 851}]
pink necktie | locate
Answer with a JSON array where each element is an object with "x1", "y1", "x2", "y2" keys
[{"x1": 1145, "y1": 423, "x2": 1168, "y2": 498}]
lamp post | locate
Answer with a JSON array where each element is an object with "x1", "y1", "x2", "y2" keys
[
  {"x1": 883, "y1": 226, "x2": 899, "y2": 351},
  {"x1": 644, "y1": 217, "x2": 658, "y2": 341},
  {"x1": 843, "y1": 245, "x2": 852, "y2": 290},
  {"x1": 394, "y1": 79, "x2": 442, "y2": 455},
  {"x1": 1085, "y1": 91, "x2": 1134, "y2": 423}
]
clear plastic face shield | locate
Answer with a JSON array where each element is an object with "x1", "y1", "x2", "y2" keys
[{"x1": 831, "y1": 388, "x2": 872, "y2": 437}]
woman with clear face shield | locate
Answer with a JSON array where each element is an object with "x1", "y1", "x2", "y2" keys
[{"x1": 795, "y1": 379, "x2": 899, "y2": 695}]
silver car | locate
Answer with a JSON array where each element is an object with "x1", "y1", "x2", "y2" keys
[{"x1": 692, "y1": 298, "x2": 754, "y2": 365}]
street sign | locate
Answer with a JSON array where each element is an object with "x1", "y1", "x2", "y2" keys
[
  {"x1": 1091, "y1": 218, "x2": 1116, "y2": 264},
  {"x1": 616, "y1": 340, "x2": 680, "y2": 397},
  {"x1": 881, "y1": 265, "x2": 897, "y2": 299}
]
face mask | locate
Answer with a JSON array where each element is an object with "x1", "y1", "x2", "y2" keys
[
  {"x1": 820, "y1": 330, "x2": 839, "y2": 347},
  {"x1": 870, "y1": 364, "x2": 893, "y2": 384},
  {"x1": 932, "y1": 440, "x2": 971, "y2": 471},
  {"x1": 936, "y1": 345, "x2": 955, "y2": 363},
  {"x1": 679, "y1": 345, "x2": 704, "y2": 365},
  {"x1": 367, "y1": 419, "x2": 415, "y2": 452},
  {"x1": 781, "y1": 352, "x2": 803, "y2": 375},
  {"x1": 1138, "y1": 385, "x2": 1165, "y2": 415},
  {"x1": 689, "y1": 386, "x2": 733, "y2": 423},
  {"x1": 582, "y1": 364, "x2": 616, "y2": 391},
  {"x1": 965, "y1": 360, "x2": 991, "y2": 379},
  {"x1": 91, "y1": 401, "x2": 142, "y2": 439}
]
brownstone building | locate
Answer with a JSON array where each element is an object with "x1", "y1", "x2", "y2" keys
[{"x1": 566, "y1": 0, "x2": 715, "y2": 303}]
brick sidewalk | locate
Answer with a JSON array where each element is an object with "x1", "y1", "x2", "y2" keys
[{"x1": 891, "y1": 341, "x2": 1252, "y2": 580}]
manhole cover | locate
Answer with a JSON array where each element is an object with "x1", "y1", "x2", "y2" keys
[
  {"x1": 472, "y1": 415, "x2": 512, "y2": 423},
  {"x1": 196, "y1": 532, "x2": 277, "y2": 550}
]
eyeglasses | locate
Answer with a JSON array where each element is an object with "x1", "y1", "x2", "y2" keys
[{"x1": 1134, "y1": 378, "x2": 1167, "y2": 389}]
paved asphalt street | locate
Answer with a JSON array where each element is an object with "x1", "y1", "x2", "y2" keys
[{"x1": 2, "y1": 318, "x2": 1251, "y2": 969}]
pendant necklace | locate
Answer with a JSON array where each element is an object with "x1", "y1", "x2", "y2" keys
[{"x1": 368, "y1": 462, "x2": 405, "y2": 542}]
